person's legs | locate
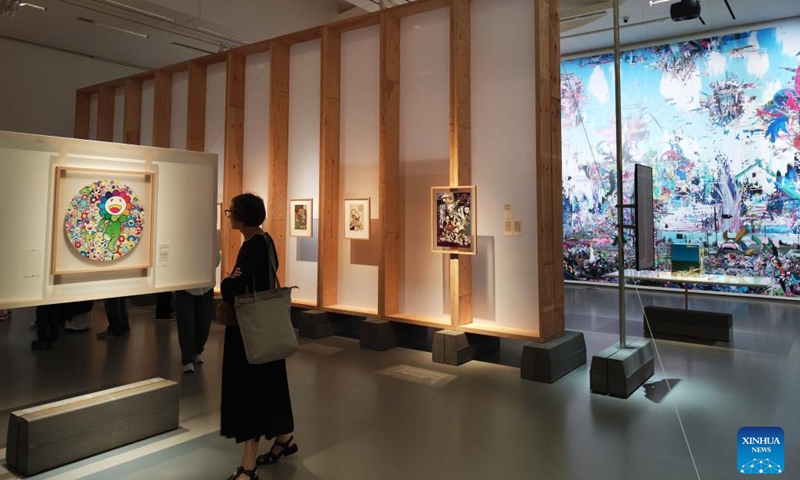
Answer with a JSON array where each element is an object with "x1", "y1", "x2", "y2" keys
[
  {"x1": 33, "y1": 305, "x2": 58, "y2": 348},
  {"x1": 101, "y1": 298, "x2": 125, "y2": 336},
  {"x1": 120, "y1": 297, "x2": 130, "y2": 333},
  {"x1": 240, "y1": 439, "x2": 259, "y2": 475},
  {"x1": 155, "y1": 291, "x2": 174, "y2": 319},
  {"x1": 175, "y1": 291, "x2": 196, "y2": 366},
  {"x1": 194, "y1": 289, "x2": 214, "y2": 359}
]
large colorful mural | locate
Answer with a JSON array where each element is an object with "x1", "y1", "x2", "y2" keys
[{"x1": 562, "y1": 20, "x2": 800, "y2": 296}]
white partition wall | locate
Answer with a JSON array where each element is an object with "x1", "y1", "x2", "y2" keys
[
  {"x1": 398, "y1": 8, "x2": 450, "y2": 320},
  {"x1": 243, "y1": 51, "x2": 271, "y2": 203},
  {"x1": 206, "y1": 62, "x2": 227, "y2": 205},
  {"x1": 140, "y1": 79, "x2": 155, "y2": 147},
  {"x1": 113, "y1": 87, "x2": 125, "y2": 143},
  {"x1": 471, "y1": 0, "x2": 539, "y2": 331},
  {"x1": 338, "y1": 26, "x2": 380, "y2": 311},
  {"x1": 88, "y1": 93, "x2": 98, "y2": 140},
  {"x1": 286, "y1": 40, "x2": 321, "y2": 304},
  {"x1": 171, "y1": 71, "x2": 189, "y2": 151},
  {"x1": 0, "y1": 131, "x2": 218, "y2": 309}
]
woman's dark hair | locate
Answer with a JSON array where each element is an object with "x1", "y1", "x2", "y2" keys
[{"x1": 230, "y1": 193, "x2": 266, "y2": 227}]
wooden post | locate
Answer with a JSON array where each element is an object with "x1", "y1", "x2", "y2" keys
[
  {"x1": 318, "y1": 28, "x2": 342, "y2": 307},
  {"x1": 268, "y1": 41, "x2": 291, "y2": 285},
  {"x1": 153, "y1": 70, "x2": 173, "y2": 148},
  {"x1": 186, "y1": 62, "x2": 207, "y2": 153},
  {"x1": 123, "y1": 79, "x2": 143, "y2": 145},
  {"x1": 74, "y1": 92, "x2": 92, "y2": 140},
  {"x1": 449, "y1": 0, "x2": 472, "y2": 327},
  {"x1": 534, "y1": 0, "x2": 565, "y2": 341},
  {"x1": 378, "y1": 12, "x2": 401, "y2": 318},
  {"x1": 96, "y1": 86, "x2": 115, "y2": 142},
  {"x1": 221, "y1": 52, "x2": 246, "y2": 278}
]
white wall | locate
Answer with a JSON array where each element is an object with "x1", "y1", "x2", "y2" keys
[
  {"x1": 206, "y1": 62, "x2": 227, "y2": 204},
  {"x1": 471, "y1": 0, "x2": 539, "y2": 331},
  {"x1": 0, "y1": 38, "x2": 139, "y2": 138},
  {"x1": 140, "y1": 79, "x2": 155, "y2": 147},
  {"x1": 398, "y1": 8, "x2": 451, "y2": 320},
  {"x1": 338, "y1": 25, "x2": 380, "y2": 311},
  {"x1": 171, "y1": 71, "x2": 189, "y2": 150},
  {"x1": 113, "y1": 87, "x2": 125, "y2": 143},
  {"x1": 286, "y1": 40, "x2": 321, "y2": 304},
  {"x1": 0, "y1": 131, "x2": 217, "y2": 309},
  {"x1": 243, "y1": 51, "x2": 271, "y2": 204}
]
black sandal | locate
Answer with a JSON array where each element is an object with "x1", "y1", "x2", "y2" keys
[
  {"x1": 225, "y1": 466, "x2": 258, "y2": 480},
  {"x1": 256, "y1": 436, "x2": 298, "y2": 465}
]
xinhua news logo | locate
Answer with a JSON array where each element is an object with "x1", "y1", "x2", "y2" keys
[{"x1": 738, "y1": 427, "x2": 784, "y2": 475}]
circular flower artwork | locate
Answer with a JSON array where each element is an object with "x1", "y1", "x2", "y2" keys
[{"x1": 63, "y1": 180, "x2": 145, "y2": 261}]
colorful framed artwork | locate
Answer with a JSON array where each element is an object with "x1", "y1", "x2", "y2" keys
[
  {"x1": 52, "y1": 166, "x2": 156, "y2": 275},
  {"x1": 344, "y1": 198, "x2": 370, "y2": 240},
  {"x1": 289, "y1": 199, "x2": 313, "y2": 237},
  {"x1": 431, "y1": 186, "x2": 477, "y2": 255}
]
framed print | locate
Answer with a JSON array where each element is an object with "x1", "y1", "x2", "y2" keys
[
  {"x1": 431, "y1": 186, "x2": 476, "y2": 255},
  {"x1": 289, "y1": 199, "x2": 313, "y2": 237},
  {"x1": 344, "y1": 198, "x2": 370, "y2": 240},
  {"x1": 52, "y1": 166, "x2": 156, "y2": 275}
]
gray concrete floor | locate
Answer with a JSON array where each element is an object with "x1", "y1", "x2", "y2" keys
[{"x1": 1, "y1": 284, "x2": 799, "y2": 480}]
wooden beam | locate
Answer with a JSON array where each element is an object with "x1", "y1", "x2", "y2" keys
[
  {"x1": 318, "y1": 28, "x2": 342, "y2": 308},
  {"x1": 123, "y1": 78, "x2": 142, "y2": 145},
  {"x1": 387, "y1": 0, "x2": 450, "y2": 18},
  {"x1": 96, "y1": 85, "x2": 115, "y2": 142},
  {"x1": 268, "y1": 41, "x2": 291, "y2": 285},
  {"x1": 153, "y1": 70, "x2": 173, "y2": 148},
  {"x1": 448, "y1": 0, "x2": 472, "y2": 327},
  {"x1": 328, "y1": 11, "x2": 380, "y2": 32},
  {"x1": 378, "y1": 12, "x2": 401, "y2": 318},
  {"x1": 275, "y1": 26, "x2": 322, "y2": 46},
  {"x1": 74, "y1": 92, "x2": 91, "y2": 139},
  {"x1": 186, "y1": 61, "x2": 207, "y2": 153},
  {"x1": 221, "y1": 52, "x2": 246, "y2": 278},
  {"x1": 534, "y1": 0, "x2": 565, "y2": 341}
]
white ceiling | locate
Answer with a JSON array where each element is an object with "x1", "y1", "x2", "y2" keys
[{"x1": 1, "y1": 0, "x2": 799, "y2": 70}]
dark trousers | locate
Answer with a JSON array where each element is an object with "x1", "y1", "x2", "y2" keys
[
  {"x1": 175, "y1": 290, "x2": 214, "y2": 365},
  {"x1": 103, "y1": 297, "x2": 130, "y2": 335},
  {"x1": 35, "y1": 305, "x2": 61, "y2": 345},
  {"x1": 155, "y1": 291, "x2": 174, "y2": 318},
  {"x1": 36, "y1": 301, "x2": 94, "y2": 344}
]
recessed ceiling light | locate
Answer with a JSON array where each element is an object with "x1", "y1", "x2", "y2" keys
[{"x1": 649, "y1": 0, "x2": 671, "y2": 5}]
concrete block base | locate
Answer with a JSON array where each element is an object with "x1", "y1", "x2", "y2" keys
[
  {"x1": 521, "y1": 331, "x2": 586, "y2": 383},
  {"x1": 590, "y1": 339, "x2": 654, "y2": 398},
  {"x1": 644, "y1": 305, "x2": 732, "y2": 342},
  {"x1": 6, "y1": 378, "x2": 179, "y2": 476},
  {"x1": 360, "y1": 319, "x2": 428, "y2": 351},
  {"x1": 432, "y1": 330, "x2": 500, "y2": 366},
  {"x1": 298, "y1": 310, "x2": 362, "y2": 339}
]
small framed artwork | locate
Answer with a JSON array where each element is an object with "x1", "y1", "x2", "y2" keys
[
  {"x1": 289, "y1": 199, "x2": 313, "y2": 237},
  {"x1": 344, "y1": 198, "x2": 370, "y2": 240},
  {"x1": 52, "y1": 166, "x2": 156, "y2": 275},
  {"x1": 431, "y1": 186, "x2": 477, "y2": 255}
]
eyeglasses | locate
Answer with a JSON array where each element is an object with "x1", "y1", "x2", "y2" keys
[{"x1": 224, "y1": 209, "x2": 232, "y2": 218}]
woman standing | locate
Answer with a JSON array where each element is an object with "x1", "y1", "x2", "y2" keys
[{"x1": 220, "y1": 193, "x2": 298, "y2": 480}]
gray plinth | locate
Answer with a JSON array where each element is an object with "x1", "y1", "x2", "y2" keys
[
  {"x1": 298, "y1": 310, "x2": 362, "y2": 339},
  {"x1": 6, "y1": 378, "x2": 179, "y2": 477},
  {"x1": 432, "y1": 330, "x2": 500, "y2": 366},
  {"x1": 360, "y1": 319, "x2": 428, "y2": 351},
  {"x1": 521, "y1": 331, "x2": 586, "y2": 383},
  {"x1": 590, "y1": 339, "x2": 654, "y2": 398},
  {"x1": 644, "y1": 305, "x2": 732, "y2": 342}
]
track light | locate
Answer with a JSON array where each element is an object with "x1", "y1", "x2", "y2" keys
[{"x1": 77, "y1": 17, "x2": 149, "y2": 39}]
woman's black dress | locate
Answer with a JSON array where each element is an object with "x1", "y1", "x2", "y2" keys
[{"x1": 220, "y1": 233, "x2": 294, "y2": 443}]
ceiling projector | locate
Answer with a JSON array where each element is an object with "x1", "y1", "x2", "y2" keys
[{"x1": 670, "y1": 0, "x2": 701, "y2": 21}]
